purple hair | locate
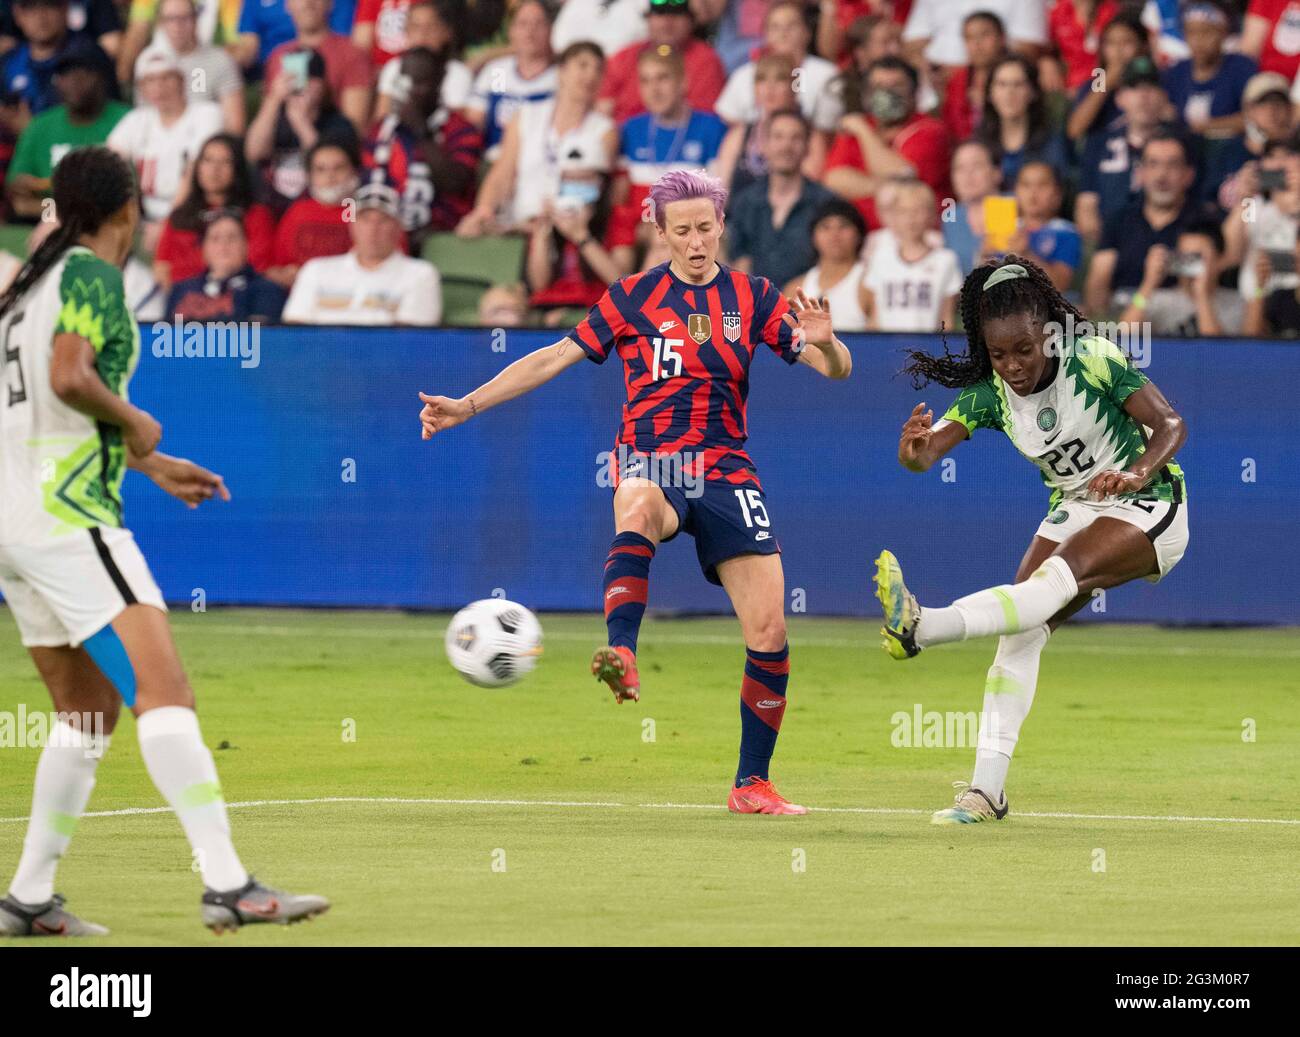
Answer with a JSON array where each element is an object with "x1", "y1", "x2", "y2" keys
[{"x1": 649, "y1": 168, "x2": 728, "y2": 228}]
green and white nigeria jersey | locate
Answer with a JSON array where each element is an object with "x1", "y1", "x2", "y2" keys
[
  {"x1": 0, "y1": 246, "x2": 140, "y2": 543},
  {"x1": 938, "y1": 336, "x2": 1186, "y2": 513}
]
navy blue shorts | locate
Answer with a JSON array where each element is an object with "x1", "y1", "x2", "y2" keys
[{"x1": 659, "y1": 479, "x2": 781, "y2": 586}]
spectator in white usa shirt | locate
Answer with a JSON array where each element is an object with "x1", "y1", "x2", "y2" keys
[
  {"x1": 284, "y1": 181, "x2": 443, "y2": 325},
  {"x1": 107, "y1": 45, "x2": 222, "y2": 251}
]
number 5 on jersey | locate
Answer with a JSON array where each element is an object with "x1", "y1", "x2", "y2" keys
[{"x1": 651, "y1": 336, "x2": 683, "y2": 381}]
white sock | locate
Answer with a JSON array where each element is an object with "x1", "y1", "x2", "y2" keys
[
  {"x1": 970, "y1": 624, "x2": 1050, "y2": 800},
  {"x1": 917, "y1": 556, "x2": 1077, "y2": 647},
  {"x1": 136, "y1": 706, "x2": 248, "y2": 892},
  {"x1": 9, "y1": 720, "x2": 109, "y2": 905}
]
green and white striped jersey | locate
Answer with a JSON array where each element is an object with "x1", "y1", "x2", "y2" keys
[
  {"x1": 938, "y1": 336, "x2": 1186, "y2": 512},
  {"x1": 0, "y1": 246, "x2": 140, "y2": 544}
]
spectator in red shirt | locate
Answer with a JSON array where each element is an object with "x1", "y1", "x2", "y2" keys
[
  {"x1": 364, "y1": 45, "x2": 481, "y2": 250},
  {"x1": 1049, "y1": 0, "x2": 1120, "y2": 91},
  {"x1": 940, "y1": 9, "x2": 1006, "y2": 142},
  {"x1": 823, "y1": 54, "x2": 952, "y2": 229},
  {"x1": 1242, "y1": 0, "x2": 1300, "y2": 80},
  {"x1": 154, "y1": 133, "x2": 275, "y2": 290},
  {"x1": 816, "y1": 1, "x2": 912, "y2": 67},
  {"x1": 264, "y1": 0, "x2": 374, "y2": 133},
  {"x1": 268, "y1": 137, "x2": 411, "y2": 288},
  {"x1": 353, "y1": 0, "x2": 416, "y2": 67},
  {"x1": 598, "y1": 0, "x2": 726, "y2": 124}
]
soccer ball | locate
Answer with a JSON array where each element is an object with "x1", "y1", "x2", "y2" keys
[{"x1": 444, "y1": 599, "x2": 543, "y2": 687}]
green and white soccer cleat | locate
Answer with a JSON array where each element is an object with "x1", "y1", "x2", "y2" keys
[
  {"x1": 0, "y1": 893, "x2": 108, "y2": 937},
  {"x1": 873, "y1": 549, "x2": 921, "y2": 659},
  {"x1": 201, "y1": 877, "x2": 330, "y2": 934},
  {"x1": 931, "y1": 782, "x2": 1009, "y2": 825}
]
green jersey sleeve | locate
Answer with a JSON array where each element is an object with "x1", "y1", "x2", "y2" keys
[
  {"x1": 1072, "y1": 336, "x2": 1149, "y2": 407},
  {"x1": 941, "y1": 378, "x2": 1004, "y2": 436},
  {"x1": 54, "y1": 250, "x2": 135, "y2": 396}
]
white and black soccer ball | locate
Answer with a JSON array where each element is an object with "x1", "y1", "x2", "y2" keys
[{"x1": 444, "y1": 599, "x2": 543, "y2": 688}]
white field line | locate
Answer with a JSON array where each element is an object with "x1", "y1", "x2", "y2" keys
[
  {"x1": 187, "y1": 623, "x2": 1300, "y2": 658},
  {"x1": 0, "y1": 795, "x2": 1295, "y2": 827}
]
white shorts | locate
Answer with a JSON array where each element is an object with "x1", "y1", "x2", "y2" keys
[
  {"x1": 1033, "y1": 497, "x2": 1189, "y2": 583},
  {"x1": 0, "y1": 527, "x2": 167, "y2": 648}
]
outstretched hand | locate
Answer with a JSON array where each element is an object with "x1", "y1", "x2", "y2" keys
[
  {"x1": 147, "y1": 455, "x2": 231, "y2": 509},
  {"x1": 781, "y1": 289, "x2": 833, "y2": 350},
  {"x1": 419, "y1": 393, "x2": 473, "y2": 440},
  {"x1": 898, "y1": 402, "x2": 935, "y2": 466}
]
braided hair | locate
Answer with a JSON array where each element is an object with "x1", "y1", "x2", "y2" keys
[
  {"x1": 0, "y1": 147, "x2": 136, "y2": 322},
  {"x1": 903, "y1": 253, "x2": 1086, "y2": 388}
]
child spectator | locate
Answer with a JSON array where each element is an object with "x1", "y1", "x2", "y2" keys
[
  {"x1": 1163, "y1": 1, "x2": 1256, "y2": 141},
  {"x1": 983, "y1": 160, "x2": 1081, "y2": 292},
  {"x1": 245, "y1": 46, "x2": 359, "y2": 211},
  {"x1": 284, "y1": 180, "x2": 444, "y2": 324},
  {"x1": 365, "y1": 45, "x2": 481, "y2": 248},
  {"x1": 784, "y1": 197, "x2": 869, "y2": 332},
  {"x1": 974, "y1": 53, "x2": 1069, "y2": 189},
  {"x1": 5, "y1": 38, "x2": 125, "y2": 219},
  {"x1": 862, "y1": 178, "x2": 961, "y2": 331},
  {"x1": 166, "y1": 209, "x2": 288, "y2": 321},
  {"x1": 942, "y1": 139, "x2": 1002, "y2": 275},
  {"x1": 477, "y1": 281, "x2": 531, "y2": 326},
  {"x1": 108, "y1": 45, "x2": 223, "y2": 240},
  {"x1": 465, "y1": 0, "x2": 555, "y2": 159},
  {"x1": 155, "y1": 133, "x2": 275, "y2": 287},
  {"x1": 1119, "y1": 219, "x2": 1244, "y2": 335},
  {"x1": 1064, "y1": 9, "x2": 1148, "y2": 147}
]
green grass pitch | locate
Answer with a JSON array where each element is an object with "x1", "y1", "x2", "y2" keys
[{"x1": 1, "y1": 607, "x2": 1296, "y2": 946}]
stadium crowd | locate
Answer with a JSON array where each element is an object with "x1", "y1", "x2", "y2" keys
[{"x1": 2, "y1": 0, "x2": 1300, "y2": 334}]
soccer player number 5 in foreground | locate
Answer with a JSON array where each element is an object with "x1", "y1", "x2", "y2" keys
[{"x1": 419, "y1": 169, "x2": 852, "y2": 815}]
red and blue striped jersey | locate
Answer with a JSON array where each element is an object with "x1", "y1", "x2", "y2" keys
[{"x1": 571, "y1": 262, "x2": 800, "y2": 487}]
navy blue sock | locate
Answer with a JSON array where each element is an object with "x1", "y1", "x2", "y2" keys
[
  {"x1": 736, "y1": 644, "x2": 789, "y2": 786},
  {"x1": 603, "y1": 531, "x2": 655, "y2": 652}
]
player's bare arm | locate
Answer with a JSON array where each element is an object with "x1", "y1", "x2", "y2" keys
[
  {"x1": 418, "y1": 336, "x2": 587, "y2": 439},
  {"x1": 50, "y1": 332, "x2": 161, "y2": 457},
  {"x1": 128, "y1": 449, "x2": 232, "y2": 509},
  {"x1": 785, "y1": 289, "x2": 852, "y2": 379},
  {"x1": 896, "y1": 402, "x2": 968, "y2": 472},
  {"x1": 1086, "y1": 381, "x2": 1187, "y2": 500}
]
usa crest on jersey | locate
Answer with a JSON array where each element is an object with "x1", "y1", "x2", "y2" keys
[{"x1": 722, "y1": 312, "x2": 742, "y2": 343}]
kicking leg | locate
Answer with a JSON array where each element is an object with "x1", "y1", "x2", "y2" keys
[
  {"x1": 716, "y1": 553, "x2": 804, "y2": 815},
  {"x1": 0, "y1": 647, "x2": 119, "y2": 937},
  {"x1": 592, "y1": 477, "x2": 679, "y2": 703},
  {"x1": 112, "y1": 604, "x2": 328, "y2": 931}
]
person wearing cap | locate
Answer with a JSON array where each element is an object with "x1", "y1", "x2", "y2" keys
[
  {"x1": 283, "y1": 180, "x2": 443, "y2": 324},
  {"x1": 128, "y1": 0, "x2": 246, "y2": 135},
  {"x1": 106, "y1": 43, "x2": 222, "y2": 240},
  {"x1": 165, "y1": 208, "x2": 288, "y2": 321},
  {"x1": 1162, "y1": 1, "x2": 1256, "y2": 140},
  {"x1": 261, "y1": 0, "x2": 372, "y2": 134},
  {"x1": 598, "y1": 0, "x2": 725, "y2": 124},
  {"x1": 464, "y1": 0, "x2": 556, "y2": 161},
  {"x1": 1213, "y1": 70, "x2": 1298, "y2": 210},
  {"x1": 1076, "y1": 56, "x2": 1177, "y2": 244},
  {"x1": 1, "y1": 0, "x2": 97, "y2": 133},
  {"x1": 5, "y1": 36, "x2": 124, "y2": 217},
  {"x1": 364, "y1": 45, "x2": 482, "y2": 245},
  {"x1": 244, "y1": 45, "x2": 360, "y2": 210}
]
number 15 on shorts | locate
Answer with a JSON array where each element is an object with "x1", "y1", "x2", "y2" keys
[{"x1": 734, "y1": 488, "x2": 770, "y2": 528}]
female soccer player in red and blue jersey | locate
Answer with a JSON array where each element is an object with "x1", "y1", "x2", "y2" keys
[{"x1": 418, "y1": 169, "x2": 852, "y2": 814}]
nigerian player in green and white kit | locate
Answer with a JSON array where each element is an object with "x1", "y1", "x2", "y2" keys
[
  {"x1": 872, "y1": 256, "x2": 1188, "y2": 825},
  {"x1": 0, "y1": 148, "x2": 328, "y2": 936}
]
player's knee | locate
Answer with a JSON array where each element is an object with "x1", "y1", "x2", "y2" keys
[{"x1": 748, "y1": 616, "x2": 787, "y2": 654}]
